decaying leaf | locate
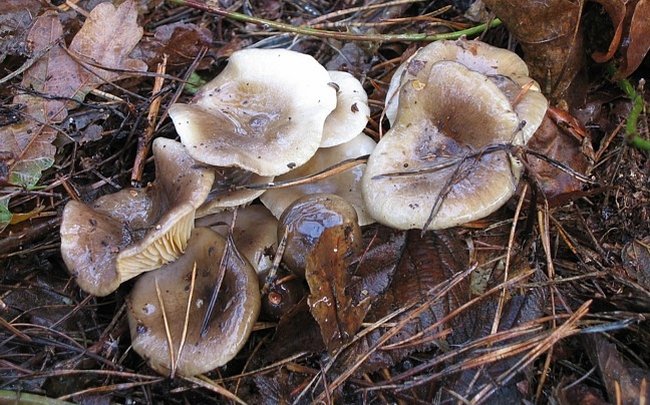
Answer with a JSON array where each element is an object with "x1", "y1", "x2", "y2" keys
[
  {"x1": 592, "y1": 0, "x2": 650, "y2": 77},
  {"x1": 526, "y1": 109, "x2": 594, "y2": 202},
  {"x1": 621, "y1": 237, "x2": 650, "y2": 290},
  {"x1": 306, "y1": 226, "x2": 370, "y2": 353},
  {"x1": 0, "y1": 1, "x2": 146, "y2": 230},
  {"x1": 483, "y1": 0, "x2": 584, "y2": 102},
  {"x1": 340, "y1": 229, "x2": 470, "y2": 373},
  {"x1": 0, "y1": 0, "x2": 41, "y2": 63},
  {"x1": 133, "y1": 22, "x2": 213, "y2": 69}
]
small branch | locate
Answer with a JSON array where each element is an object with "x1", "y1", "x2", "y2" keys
[{"x1": 169, "y1": 0, "x2": 501, "y2": 42}]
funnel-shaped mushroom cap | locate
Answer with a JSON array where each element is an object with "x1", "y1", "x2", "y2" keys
[
  {"x1": 169, "y1": 49, "x2": 337, "y2": 176},
  {"x1": 196, "y1": 205, "x2": 278, "y2": 274},
  {"x1": 127, "y1": 227, "x2": 260, "y2": 377},
  {"x1": 261, "y1": 134, "x2": 376, "y2": 226},
  {"x1": 385, "y1": 38, "x2": 545, "y2": 134},
  {"x1": 320, "y1": 71, "x2": 370, "y2": 148},
  {"x1": 60, "y1": 138, "x2": 214, "y2": 296},
  {"x1": 196, "y1": 168, "x2": 273, "y2": 218},
  {"x1": 363, "y1": 61, "x2": 528, "y2": 230}
]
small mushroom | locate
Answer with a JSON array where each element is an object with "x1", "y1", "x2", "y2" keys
[
  {"x1": 278, "y1": 194, "x2": 362, "y2": 277},
  {"x1": 363, "y1": 60, "x2": 547, "y2": 230},
  {"x1": 195, "y1": 205, "x2": 278, "y2": 274},
  {"x1": 196, "y1": 168, "x2": 273, "y2": 218},
  {"x1": 169, "y1": 48, "x2": 337, "y2": 176},
  {"x1": 261, "y1": 133, "x2": 376, "y2": 226},
  {"x1": 385, "y1": 38, "x2": 546, "y2": 142},
  {"x1": 127, "y1": 227, "x2": 260, "y2": 377},
  {"x1": 60, "y1": 138, "x2": 214, "y2": 296},
  {"x1": 320, "y1": 71, "x2": 370, "y2": 148}
]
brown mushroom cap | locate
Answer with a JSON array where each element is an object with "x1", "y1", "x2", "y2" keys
[
  {"x1": 196, "y1": 168, "x2": 273, "y2": 218},
  {"x1": 195, "y1": 205, "x2": 278, "y2": 274},
  {"x1": 278, "y1": 194, "x2": 362, "y2": 277},
  {"x1": 60, "y1": 138, "x2": 214, "y2": 296},
  {"x1": 261, "y1": 134, "x2": 376, "y2": 226},
  {"x1": 385, "y1": 38, "x2": 545, "y2": 137},
  {"x1": 320, "y1": 71, "x2": 370, "y2": 148},
  {"x1": 127, "y1": 227, "x2": 260, "y2": 377},
  {"x1": 169, "y1": 49, "x2": 337, "y2": 176},
  {"x1": 363, "y1": 60, "x2": 530, "y2": 230}
]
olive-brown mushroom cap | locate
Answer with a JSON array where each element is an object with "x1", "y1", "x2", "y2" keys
[
  {"x1": 320, "y1": 71, "x2": 370, "y2": 148},
  {"x1": 127, "y1": 227, "x2": 260, "y2": 377},
  {"x1": 196, "y1": 168, "x2": 273, "y2": 218},
  {"x1": 59, "y1": 138, "x2": 214, "y2": 296},
  {"x1": 385, "y1": 38, "x2": 545, "y2": 139},
  {"x1": 363, "y1": 61, "x2": 527, "y2": 230},
  {"x1": 196, "y1": 205, "x2": 278, "y2": 274},
  {"x1": 261, "y1": 134, "x2": 376, "y2": 226},
  {"x1": 279, "y1": 194, "x2": 362, "y2": 277},
  {"x1": 169, "y1": 49, "x2": 337, "y2": 176}
]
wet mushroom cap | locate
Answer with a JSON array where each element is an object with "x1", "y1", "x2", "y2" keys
[
  {"x1": 261, "y1": 133, "x2": 376, "y2": 226},
  {"x1": 279, "y1": 194, "x2": 362, "y2": 277},
  {"x1": 363, "y1": 60, "x2": 529, "y2": 230},
  {"x1": 59, "y1": 138, "x2": 214, "y2": 296},
  {"x1": 195, "y1": 205, "x2": 278, "y2": 274},
  {"x1": 169, "y1": 49, "x2": 337, "y2": 176},
  {"x1": 127, "y1": 227, "x2": 260, "y2": 377},
  {"x1": 320, "y1": 71, "x2": 370, "y2": 148},
  {"x1": 385, "y1": 38, "x2": 544, "y2": 133}
]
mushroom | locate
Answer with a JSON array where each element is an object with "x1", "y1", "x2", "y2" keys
[
  {"x1": 168, "y1": 48, "x2": 337, "y2": 176},
  {"x1": 320, "y1": 71, "x2": 370, "y2": 148},
  {"x1": 60, "y1": 138, "x2": 214, "y2": 296},
  {"x1": 278, "y1": 194, "x2": 362, "y2": 277},
  {"x1": 261, "y1": 134, "x2": 376, "y2": 226},
  {"x1": 363, "y1": 59, "x2": 548, "y2": 230},
  {"x1": 385, "y1": 38, "x2": 546, "y2": 143},
  {"x1": 127, "y1": 227, "x2": 260, "y2": 377},
  {"x1": 195, "y1": 205, "x2": 278, "y2": 274},
  {"x1": 196, "y1": 168, "x2": 273, "y2": 218}
]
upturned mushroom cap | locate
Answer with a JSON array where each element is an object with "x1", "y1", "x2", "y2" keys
[
  {"x1": 320, "y1": 71, "x2": 370, "y2": 148},
  {"x1": 196, "y1": 168, "x2": 273, "y2": 218},
  {"x1": 169, "y1": 49, "x2": 337, "y2": 176},
  {"x1": 385, "y1": 38, "x2": 545, "y2": 137},
  {"x1": 261, "y1": 134, "x2": 376, "y2": 226},
  {"x1": 363, "y1": 60, "x2": 532, "y2": 230},
  {"x1": 60, "y1": 138, "x2": 214, "y2": 296},
  {"x1": 278, "y1": 194, "x2": 362, "y2": 276},
  {"x1": 127, "y1": 227, "x2": 260, "y2": 377},
  {"x1": 195, "y1": 205, "x2": 278, "y2": 274}
]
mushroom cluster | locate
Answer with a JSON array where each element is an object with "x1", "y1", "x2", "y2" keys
[
  {"x1": 60, "y1": 48, "x2": 374, "y2": 376},
  {"x1": 362, "y1": 38, "x2": 548, "y2": 230}
]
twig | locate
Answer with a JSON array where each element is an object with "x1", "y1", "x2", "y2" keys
[
  {"x1": 132, "y1": 55, "x2": 167, "y2": 185},
  {"x1": 169, "y1": 0, "x2": 501, "y2": 42}
]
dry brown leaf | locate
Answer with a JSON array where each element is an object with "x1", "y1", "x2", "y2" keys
[
  {"x1": 306, "y1": 226, "x2": 370, "y2": 354},
  {"x1": 0, "y1": 0, "x2": 41, "y2": 63},
  {"x1": 620, "y1": 0, "x2": 650, "y2": 77}
]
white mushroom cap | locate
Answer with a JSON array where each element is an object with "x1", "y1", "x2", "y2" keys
[
  {"x1": 196, "y1": 168, "x2": 273, "y2": 218},
  {"x1": 320, "y1": 71, "x2": 370, "y2": 148},
  {"x1": 169, "y1": 49, "x2": 337, "y2": 176},
  {"x1": 195, "y1": 205, "x2": 278, "y2": 274},
  {"x1": 363, "y1": 61, "x2": 530, "y2": 230},
  {"x1": 261, "y1": 134, "x2": 376, "y2": 226},
  {"x1": 385, "y1": 38, "x2": 542, "y2": 131},
  {"x1": 60, "y1": 139, "x2": 214, "y2": 296},
  {"x1": 127, "y1": 227, "x2": 260, "y2": 377}
]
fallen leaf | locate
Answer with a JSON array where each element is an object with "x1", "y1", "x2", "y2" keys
[
  {"x1": 526, "y1": 109, "x2": 594, "y2": 202},
  {"x1": 306, "y1": 226, "x2": 370, "y2": 353},
  {"x1": 0, "y1": 0, "x2": 41, "y2": 63},
  {"x1": 483, "y1": 0, "x2": 584, "y2": 101},
  {"x1": 621, "y1": 237, "x2": 650, "y2": 290},
  {"x1": 620, "y1": 0, "x2": 650, "y2": 77},
  {"x1": 134, "y1": 22, "x2": 213, "y2": 69},
  {"x1": 0, "y1": 1, "x2": 146, "y2": 218}
]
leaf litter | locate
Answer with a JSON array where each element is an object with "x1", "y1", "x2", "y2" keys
[{"x1": 0, "y1": 0, "x2": 649, "y2": 404}]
